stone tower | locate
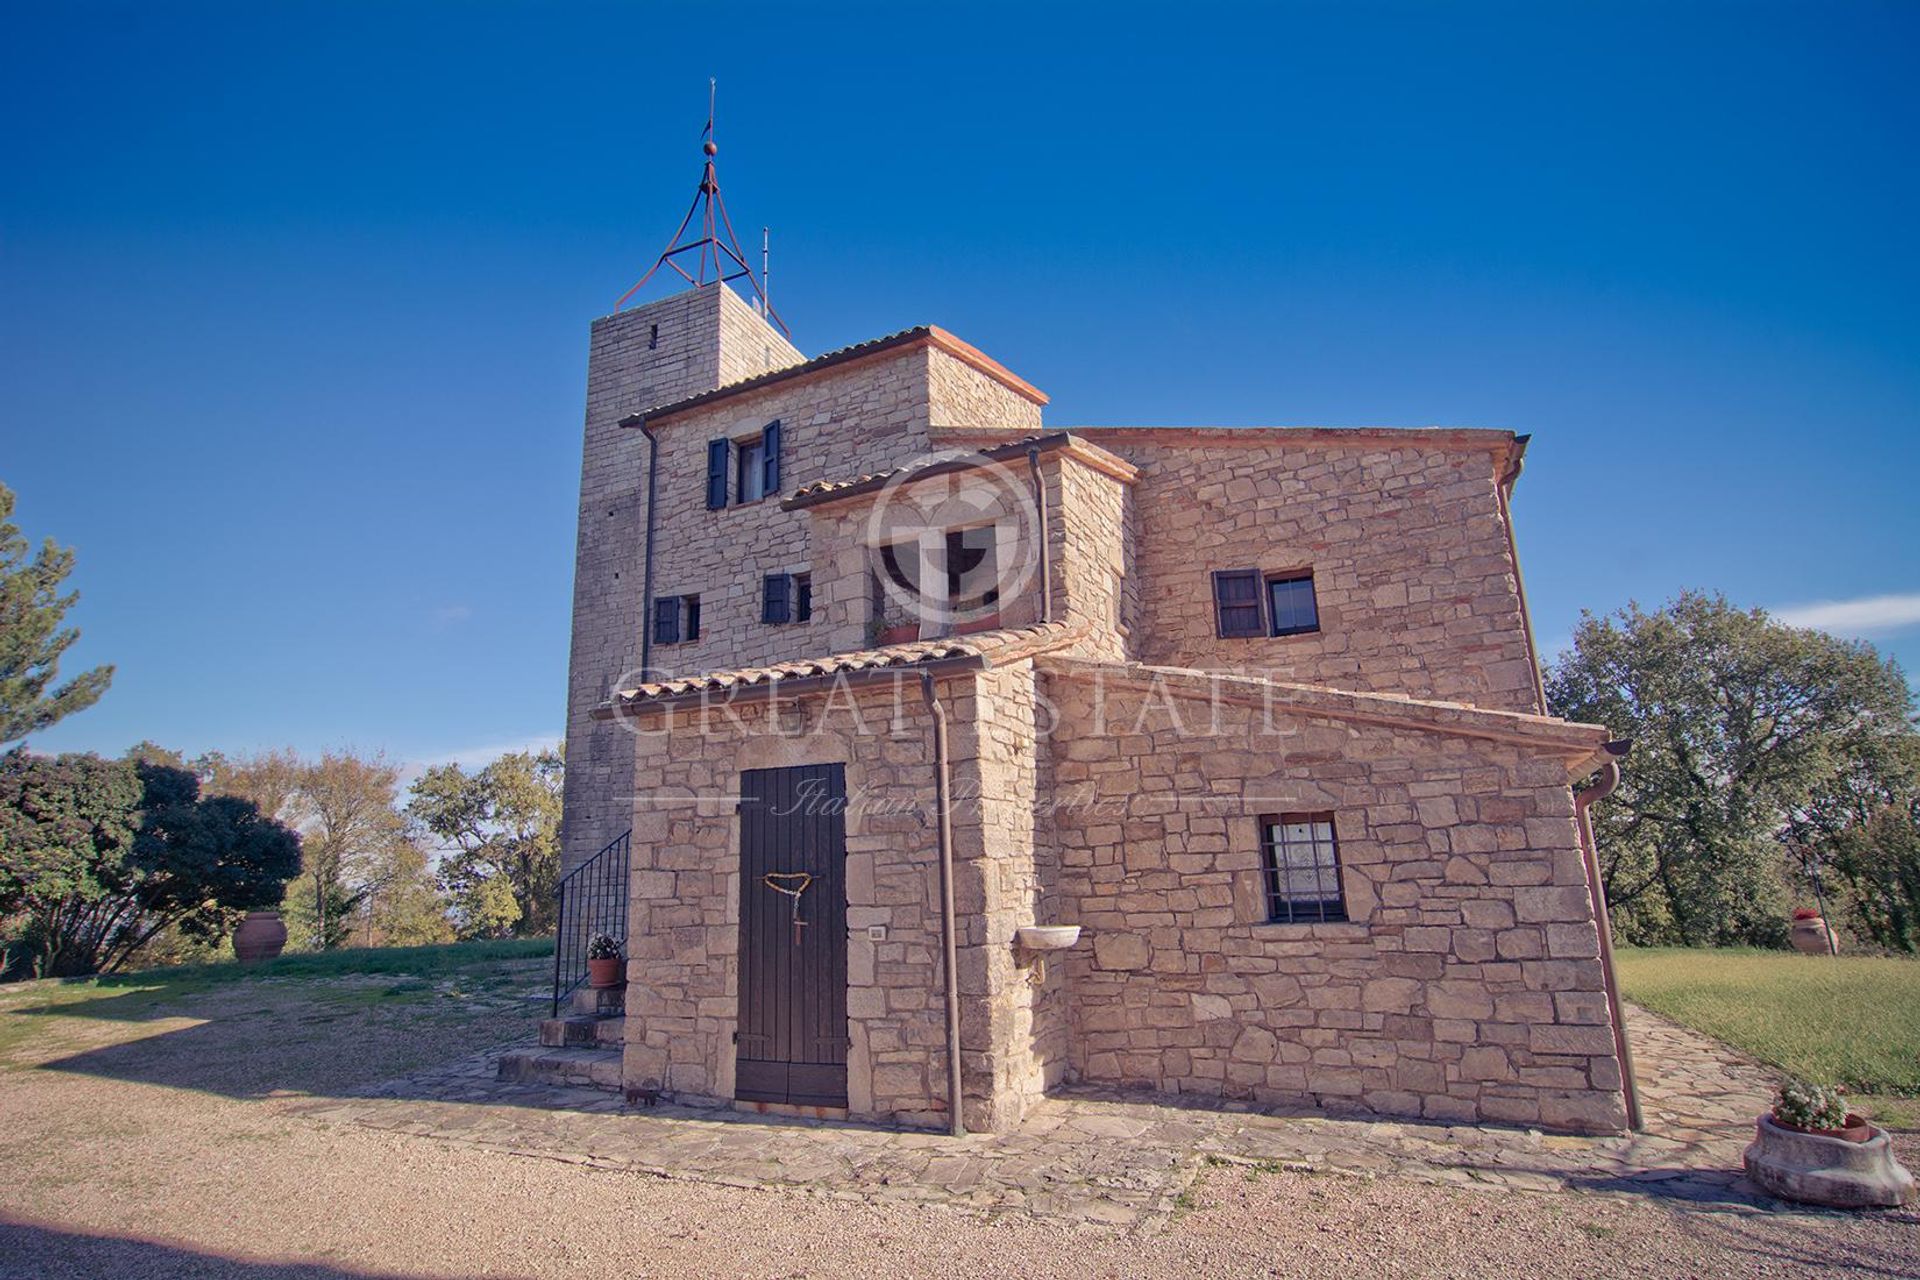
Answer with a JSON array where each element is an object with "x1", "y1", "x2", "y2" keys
[{"x1": 560, "y1": 282, "x2": 803, "y2": 875}]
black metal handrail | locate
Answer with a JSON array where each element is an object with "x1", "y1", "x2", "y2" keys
[{"x1": 552, "y1": 829, "x2": 631, "y2": 1016}]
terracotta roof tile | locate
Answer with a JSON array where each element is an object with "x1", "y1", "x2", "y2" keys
[{"x1": 606, "y1": 620, "x2": 1082, "y2": 711}]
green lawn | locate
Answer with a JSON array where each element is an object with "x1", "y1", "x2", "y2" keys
[{"x1": 1617, "y1": 947, "x2": 1920, "y2": 1126}]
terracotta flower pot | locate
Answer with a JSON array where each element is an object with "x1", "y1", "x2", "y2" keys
[
  {"x1": 1790, "y1": 916, "x2": 1838, "y2": 955},
  {"x1": 232, "y1": 911, "x2": 287, "y2": 964},
  {"x1": 587, "y1": 956, "x2": 625, "y2": 989}
]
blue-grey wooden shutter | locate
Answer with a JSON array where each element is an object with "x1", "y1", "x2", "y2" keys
[
  {"x1": 762, "y1": 573, "x2": 791, "y2": 624},
  {"x1": 762, "y1": 420, "x2": 781, "y2": 494},
  {"x1": 1212, "y1": 569, "x2": 1264, "y2": 638},
  {"x1": 706, "y1": 440, "x2": 730, "y2": 509},
  {"x1": 653, "y1": 596, "x2": 681, "y2": 645}
]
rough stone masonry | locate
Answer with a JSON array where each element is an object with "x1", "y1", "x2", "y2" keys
[{"x1": 563, "y1": 281, "x2": 1629, "y2": 1135}]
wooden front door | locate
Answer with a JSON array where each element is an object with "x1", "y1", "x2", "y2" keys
[{"x1": 736, "y1": 763, "x2": 849, "y2": 1107}]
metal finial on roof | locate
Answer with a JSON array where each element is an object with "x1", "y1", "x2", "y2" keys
[{"x1": 614, "y1": 78, "x2": 789, "y2": 337}]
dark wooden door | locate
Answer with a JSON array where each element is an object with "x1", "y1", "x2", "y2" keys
[{"x1": 736, "y1": 763, "x2": 849, "y2": 1107}]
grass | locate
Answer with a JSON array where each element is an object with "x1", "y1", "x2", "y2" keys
[
  {"x1": 0, "y1": 938, "x2": 552, "y2": 1092},
  {"x1": 1617, "y1": 946, "x2": 1920, "y2": 1127}
]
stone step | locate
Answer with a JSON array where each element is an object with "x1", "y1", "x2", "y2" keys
[
  {"x1": 568, "y1": 984, "x2": 626, "y2": 1017},
  {"x1": 496, "y1": 1045, "x2": 622, "y2": 1091},
  {"x1": 538, "y1": 1014, "x2": 626, "y2": 1049}
]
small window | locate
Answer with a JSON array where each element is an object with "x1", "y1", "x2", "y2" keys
[
  {"x1": 1260, "y1": 814, "x2": 1347, "y2": 924},
  {"x1": 880, "y1": 542, "x2": 922, "y2": 598},
  {"x1": 763, "y1": 573, "x2": 812, "y2": 625},
  {"x1": 737, "y1": 437, "x2": 767, "y2": 503},
  {"x1": 944, "y1": 525, "x2": 999, "y2": 614},
  {"x1": 794, "y1": 573, "x2": 813, "y2": 623},
  {"x1": 1212, "y1": 568, "x2": 1264, "y2": 638},
  {"x1": 653, "y1": 594, "x2": 699, "y2": 646},
  {"x1": 732, "y1": 420, "x2": 781, "y2": 504},
  {"x1": 1266, "y1": 572, "x2": 1319, "y2": 637}
]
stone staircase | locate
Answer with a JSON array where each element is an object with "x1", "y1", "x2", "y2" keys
[{"x1": 496, "y1": 984, "x2": 624, "y2": 1091}]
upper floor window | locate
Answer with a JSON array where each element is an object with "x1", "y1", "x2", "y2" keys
[
  {"x1": 706, "y1": 420, "x2": 782, "y2": 509},
  {"x1": 1259, "y1": 813, "x2": 1347, "y2": 924},
  {"x1": 1212, "y1": 567, "x2": 1319, "y2": 639},
  {"x1": 762, "y1": 572, "x2": 813, "y2": 625},
  {"x1": 653, "y1": 593, "x2": 700, "y2": 646},
  {"x1": 1265, "y1": 572, "x2": 1319, "y2": 637},
  {"x1": 943, "y1": 525, "x2": 1000, "y2": 615}
]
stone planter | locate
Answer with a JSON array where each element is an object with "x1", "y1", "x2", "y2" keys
[
  {"x1": 1790, "y1": 915, "x2": 1838, "y2": 955},
  {"x1": 1743, "y1": 1113, "x2": 1917, "y2": 1208},
  {"x1": 232, "y1": 911, "x2": 287, "y2": 964}
]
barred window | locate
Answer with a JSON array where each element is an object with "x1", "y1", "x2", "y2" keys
[{"x1": 1260, "y1": 813, "x2": 1347, "y2": 924}]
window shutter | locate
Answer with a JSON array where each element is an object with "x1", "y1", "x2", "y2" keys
[
  {"x1": 762, "y1": 573, "x2": 791, "y2": 625},
  {"x1": 706, "y1": 439, "x2": 730, "y2": 509},
  {"x1": 761, "y1": 420, "x2": 781, "y2": 494},
  {"x1": 1212, "y1": 569, "x2": 1264, "y2": 638},
  {"x1": 652, "y1": 597, "x2": 680, "y2": 646}
]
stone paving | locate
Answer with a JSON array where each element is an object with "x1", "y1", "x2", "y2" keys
[{"x1": 278, "y1": 1003, "x2": 1779, "y2": 1232}]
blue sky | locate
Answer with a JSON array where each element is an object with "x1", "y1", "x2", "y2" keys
[{"x1": 4, "y1": 1, "x2": 1916, "y2": 768}]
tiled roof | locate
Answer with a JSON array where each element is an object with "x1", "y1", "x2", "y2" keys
[
  {"x1": 605, "y1": 620, "x2": 1082, "y2": 712},
  {"x1": 785, "y1": 433, "x2": 1063, "y2": 506},
  {"x1": 782, "y1": 432, "x2": 1137, "y2": 510},
  {"x1": 624, "y1": 324, "x2": 1047, "y2": 428}
]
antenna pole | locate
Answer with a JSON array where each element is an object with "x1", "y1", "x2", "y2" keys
[{"x1": 614, "y1": 75, "x2": 790, "y2": 337}]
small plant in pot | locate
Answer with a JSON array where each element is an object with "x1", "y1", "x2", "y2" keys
[
  {"x1": 1744, "y1": 1077, "x2": 1917, "y2": 1207},
  {"x1": 586, "y1": 933, "x2": 625, "y2": 989},
  {"x1": 1771, "y1": 1079, "x2": 1867, "y2": 1141}
]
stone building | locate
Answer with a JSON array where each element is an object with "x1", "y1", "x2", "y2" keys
[{"x1": 522, "y1": 273, "x2": 1636, "y2": 1138}]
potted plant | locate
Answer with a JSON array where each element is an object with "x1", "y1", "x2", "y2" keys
[
  {"x1": 586, "y1": 933, "x2": 625, "y2": 989},
  {"x1": 1789, "y1": 907, "x2": 1839, "y2": 955},
  {"x1": 1744, "y1": 1078, "x2": 1916, "y2": 1207}
]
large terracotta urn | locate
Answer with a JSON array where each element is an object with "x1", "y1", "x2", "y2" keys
[
  {"x1": 233, "y1": 911, "x2": 288, "y2": 963},
  {"x1": 1790, "y1": 909, "x2": 1838, "y2": 956}
]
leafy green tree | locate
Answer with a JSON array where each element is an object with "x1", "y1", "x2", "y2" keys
[
  {"x1": 285, "y1": 751, "x2": 407, "y2": 951},
  {"x1": 0, "y1": 484, "x2": 114, "y2": 744},
  {"x1": 0, "y1": 749, "x2": 300, "y2": 976},
  {"x1": 361, "y1": 838, "x2": 455, "y2": 947},
  {"x1": 1784, "y1": 731, "x2": 1920, "y2": 950},
  {"x1": 1547, "y1": 591, "x2": 1918, "y2": 946},
  {"x1": 408, "y1": 748, "x2": 561, "y2": 938}
]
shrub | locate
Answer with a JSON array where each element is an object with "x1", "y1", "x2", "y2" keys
[{"x1": 586, "y1": 932, "x2": 622, "y2": 961}]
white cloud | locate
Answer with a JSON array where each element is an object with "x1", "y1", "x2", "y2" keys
[
  {"x1": 1772, "y1": 593, "x2": 1920, "y2": 637},
  {"x1": 398, "y1": 732, "x2": 562, "y2": 787},
  {"x1": 431, "y1": 604, "x2": 475, "y2": 626}
]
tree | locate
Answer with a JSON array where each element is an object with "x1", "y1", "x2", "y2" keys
[
  {"x1": 359, "y1": 837, "x2": 454, "y2": 947},
  {"x1": 287, "y1": 751, "x2": 407, "y2": 951},
  {"x1": 0, "y1": 749, "x2": 300, "y2": 976},
  {"x1": 1783, "y1": 730, "x2": 1920, "y2": 951},
  {"x1": 1547, "y1": 591, "x2": 1918, "y2": 946},
  {"x1": 0, "y1": 483, "x2": 114, "y2": 744},
  {"x1": 408, "y1": 748, "x2": 561, "y2": 939}
]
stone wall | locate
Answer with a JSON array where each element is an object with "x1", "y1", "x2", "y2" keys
[
  {"x1": 1053, "y1": 430, "x2": 1543, "y2": 714},
  {"x1": 1042, "y1": 666, "x2": 1626, "y2": 1133},
  {"x1": 561, "y1": 285, "x2": 804, "y2": 875},
  {"x1": 621, "y1": 687, "x2": 948, "y2": 1125},
  {"x1": 927, "y1": 345, "x2": 1046, "y2": 432}
]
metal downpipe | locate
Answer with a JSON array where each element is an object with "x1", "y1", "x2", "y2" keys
[
  {"x1": 1575, "y1": 753, "x2": 1643, "y2": 1131},
  {"x1": 1498, "y1": 450, "x2": 1549, "y2": 715},
  {"x1": 1027, "y1": 443, "x2": 1053, "y2": 624},
  {"x1": 921, "y1": 669, "x2": 966, "y2": 1137},
  {"x1": 638, "y1": 421, "x2": 661, "y2": 679}
]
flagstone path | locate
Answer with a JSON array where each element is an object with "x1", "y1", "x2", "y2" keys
[{"x1": 278, "y1": 1003, "x2": 1780, "y2": 1232}]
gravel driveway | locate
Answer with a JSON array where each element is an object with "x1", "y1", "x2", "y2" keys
[{"x1": 2, "y1": 960, "x2": 1914, "y2": 1279}]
